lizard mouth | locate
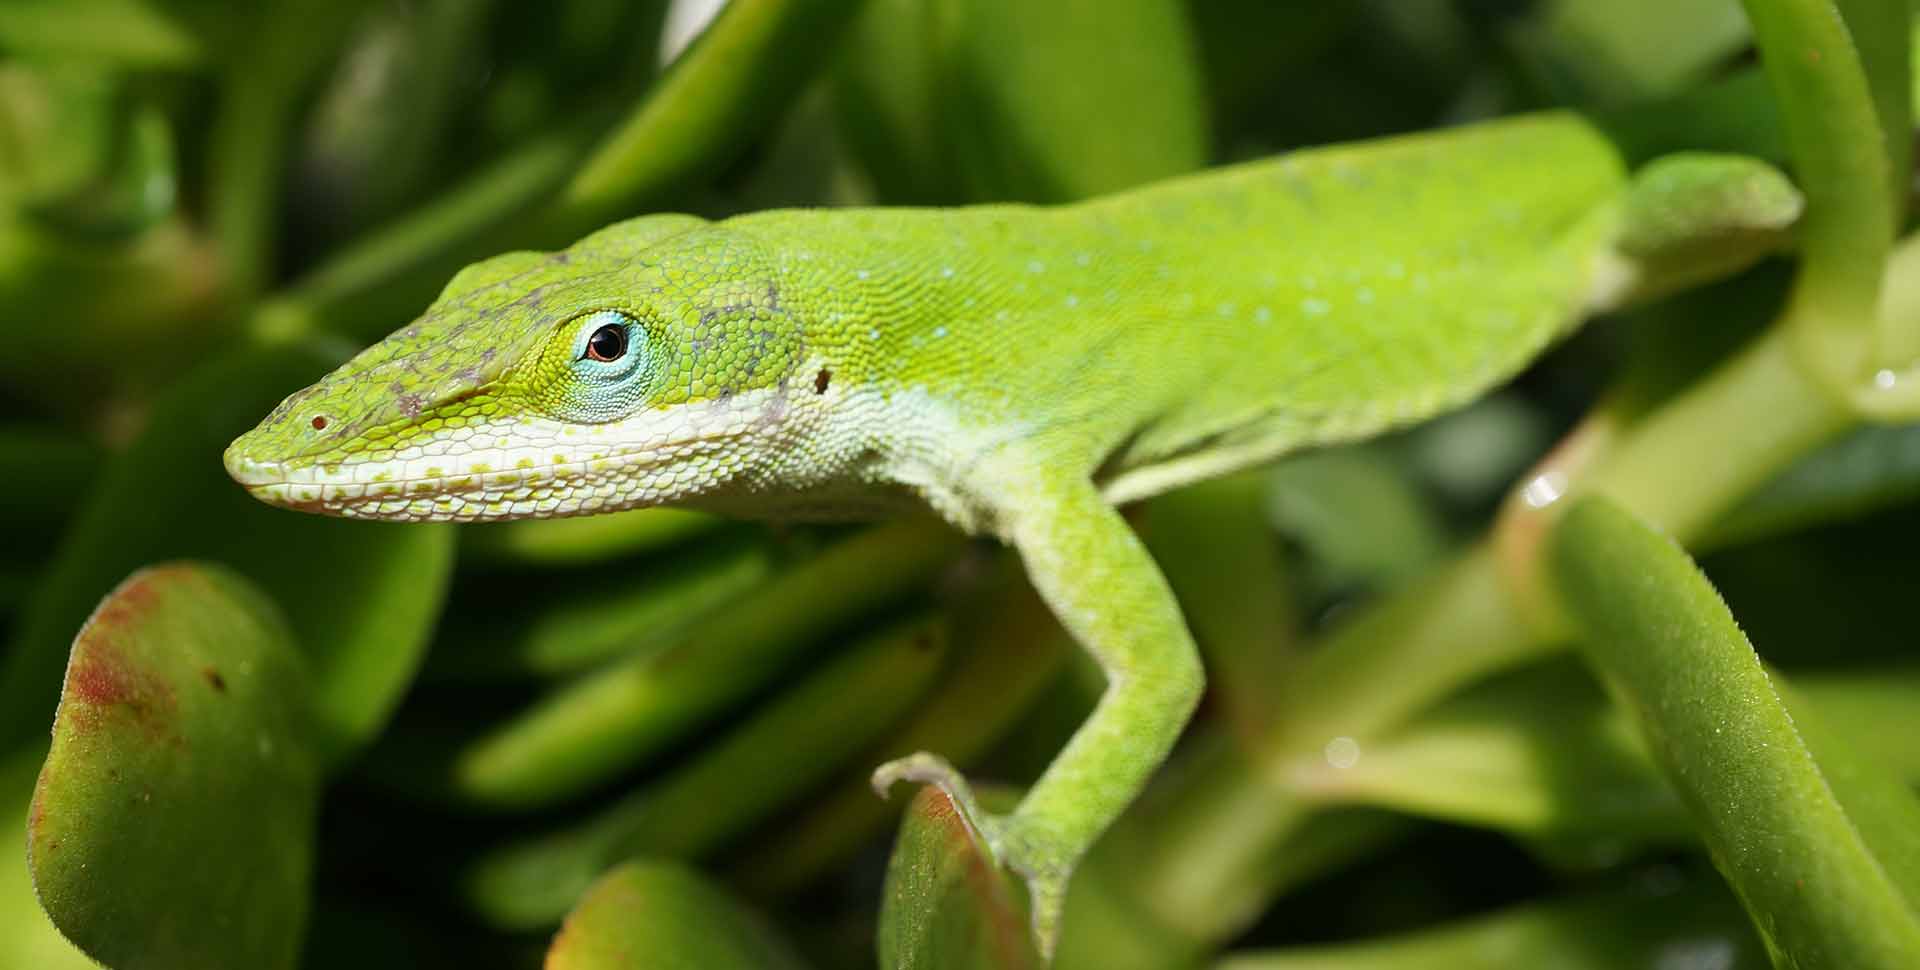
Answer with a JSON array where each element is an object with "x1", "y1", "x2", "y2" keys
[
  {"x1": 225, "y1": 383, "x2": 798, "y2": 522},
  {"x1": 224, "y1": 432, "x2": 744, "y2": 522}
]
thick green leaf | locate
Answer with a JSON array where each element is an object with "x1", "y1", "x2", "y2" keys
[
  {"x1": 29, "y1": 563, "x2": 321, "y2": 970},
  {"x1": 1832, "y1": 0, "x2": 1911, "y2": 223},
  {"x1": 429, "y1": 520, "x2": 961, "y2": 810},
  {"x1": 1512, "y1": 0, "x2": 1750, "y2": 104},
  {"x1": 735, "y1": 562, "x2": 1069, "y2": 895},
  {"x1": 879, "y1": 786, "x2": 1039, "y2": 970},
  {"x1": 458, "y1": 507, "x2": 722, "y2": 569},
  {"x1": 0, "y1": 745, "x2": 95, "y2": 970},
  {"x1": 1551, "y1": 495, "x2": 1920, "y2": 967},
  {"x1": 1741, "y1": 0, "x2": 1903, "y2": 376},
  {"x1": 465, "y1": 613, "x2": 951, "y2": 929},
  {"x1": 1292, "y1": 661, "x2": 1689, "y2": 846},
  {"x1": 426, "y1": 531, "x2": 780, "y2": 682},
  {"x1": 0, "y1": 341, "x2": 455, "y2": 765},
  {"x1": 547, "y1": 860, "x2": 809, "y2": 970},
  {"x1": 277, "y1": 0, "x2": 864, "y2": 344},
  {"x1": 1297, "y1": 659, "x2": 1920, "y2": 851},
  {"x1": 549, "y1": 0, "x2": 869, "y2": 232},
  {"x1": 293, "y1": 0, "x2": 500, "y2": 244},
  {"x1": 1218, "y1": 870, "x2": 1766, "y2": 970},
  {"x1": 835, "y1": 0, "x2": 1208, "y2": 204},
  {"x1": 1708, "y1": 421, "x2": 1920, "y2": 547}
]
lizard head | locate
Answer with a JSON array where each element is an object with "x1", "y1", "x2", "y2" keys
[{"x1": 225, "y1": 222, "x2": 812, "y2": 521}]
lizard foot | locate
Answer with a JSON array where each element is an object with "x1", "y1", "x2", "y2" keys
[{"x1": 872, "y1": 752, "x2": 1074, "y2": 960}]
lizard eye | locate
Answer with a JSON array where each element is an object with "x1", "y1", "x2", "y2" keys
[
  {"x1": 569, "y1": 310, "x2": 646, "y2": 379},
  {"x1": 584, "y1": 322, "x2": 627, "y2": 363}
]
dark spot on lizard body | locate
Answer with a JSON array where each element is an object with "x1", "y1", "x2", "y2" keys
[{"x1": 814, "y1": 368, "x2": 832, "y2": 394}]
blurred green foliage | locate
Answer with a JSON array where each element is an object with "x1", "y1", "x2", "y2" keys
[{"x1": 2, "y1": 0, "x2": 1918, "y2": 968}]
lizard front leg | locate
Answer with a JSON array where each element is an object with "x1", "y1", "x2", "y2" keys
[{"x1": 875, "y1": 464, "x2": 1203, "y2": 956}]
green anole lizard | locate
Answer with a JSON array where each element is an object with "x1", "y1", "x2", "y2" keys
[{"x1": 226, "y1": 113, "x2": 1797, "y2": 954}]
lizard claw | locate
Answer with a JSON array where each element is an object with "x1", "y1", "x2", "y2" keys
[
  {"x1": 870, "y1": 751, "x2": 1072, "y2": 960},
  {"x1": 872, "y1": 751, "x2": 1004, "y2": 852}
]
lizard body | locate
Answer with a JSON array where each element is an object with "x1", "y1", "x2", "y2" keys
[{"x1": 226, "y1": 112, "x2": 1797, "y2": 953}]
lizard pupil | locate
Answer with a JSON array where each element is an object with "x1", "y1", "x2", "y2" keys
[{"x1": 585, "y1": 323, "x2": 627, "y2": 363}]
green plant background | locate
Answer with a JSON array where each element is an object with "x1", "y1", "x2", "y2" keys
[{"x1": 2, "y1": 1, "x2": 1918, "y2": 968}]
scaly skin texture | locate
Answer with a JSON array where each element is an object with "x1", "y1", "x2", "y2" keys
[{"x1": 226, "y1": 113, "x2": 1798, "y2": 955}]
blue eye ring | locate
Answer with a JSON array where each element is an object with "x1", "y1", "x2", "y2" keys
[{"x1": 569, "y1": 310, "x2": 646, "y2": 380}]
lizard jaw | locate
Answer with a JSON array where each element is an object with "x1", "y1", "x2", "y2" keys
[{"x1": 224, "y1": 393, "x2": 787, "y2": 522}]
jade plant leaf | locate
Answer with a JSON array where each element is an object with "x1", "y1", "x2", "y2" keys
[
  {"x1": 1290, "y1": 660, "x2": 1689, "y2": 846},
  {"x1": 425, "y1": 531, "x2": 780, "y2": 683},
  {"x1": 1218, "y1": 868, "x2": 1766, "y2": 970},
  {"x1": 464, "y1": 613, "x2": 952, "y2": 930},
  {"x1": 432, "y1": 520, "x2": 961, "y2": 811},
  {"x1": 735, "y1": 563, "x2": 1068, "y2": 896},
  {"x1": 0, "y1": 745, "x2": 95, "y2": 970},
  {"x1": 880, "y1": 785, "x2": 1039, "y2": 970},
  {"x1": 1707, "y1": 421, "x2": 1920, "y2": 547},
  {"x1": 835, "y1": 0, "x2": 1207, "y2": 204},
  {"x1": 0, "y1": 340, "x2": 454, "y2": 765},
  {"x1": 546, "y1": 860, "x2": 809, "y2": 970},
  {"x1": 457, "y1": 507, "x2": 721, "y2": 570},
  {"x1": 28, "y1": 562, "x2": 322, "y2": 970},
  {"x1": 1550, "y1": 494, "x2": 1920, "y2": 967}
]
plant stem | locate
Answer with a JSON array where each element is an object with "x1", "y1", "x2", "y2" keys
[
  {"x1": 1739, "y1": 0, "x2": 1905, "y2": 384},
  {"x1": 1585, "y1": 326, "x2": 1855, "y2": 536}
]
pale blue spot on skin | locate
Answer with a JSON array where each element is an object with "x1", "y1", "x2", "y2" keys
[
  {"x1": 1386, "y1": 260, "x2": 1406, "y2": 278},
  {"x1": 1303, "y1": 297, "x2": 1331, "y2": 315},
  {"x1": 1066, "y1": 295, "x2": 1080, "y2": 308},
  {"x1": 1302, "y1": 275, "x2": 1319, "y2": 290},
  {"x1": 857, "y1": 269, "x2": 871, "y2": 280},
  {"x1": 1075, "y1": 252, "x2": 1091, "y2": 266},
  {"x1": 1028, "y1": 260, "x2": 1045, "y2": 273},
  {"x1": 942, "y1": 267, "x2": 955, "y2": 278},
  {"x1": 1217, "y1": 302, "x2": 1235, "y2": 316},
  {"x1": 1254, "y1": 306, "x2": 1272, "y2": 323},
  {"x1": 1357, "y1": 288, "x2": 1375, "y2": 304},
  {"x1": 933, "y1": 326, "x2": 948, "y2": 338}
]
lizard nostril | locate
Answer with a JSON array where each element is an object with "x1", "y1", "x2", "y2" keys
[{"x1": 311, "y1": 415, "x2": 329, "y2": 431}]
